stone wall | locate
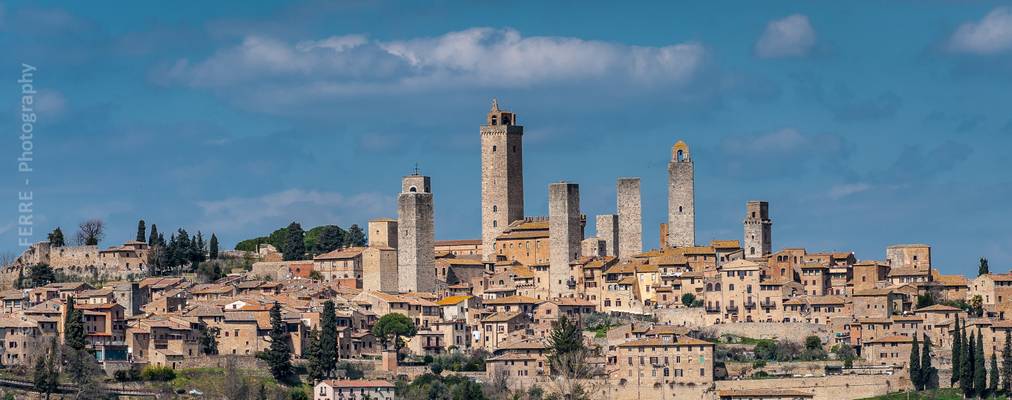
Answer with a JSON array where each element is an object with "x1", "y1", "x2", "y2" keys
[
  {"x1": 617, "y1": 177, "x2": 643, "y2": 258},
  {"x1": 596, "y1": 214, "x2": 618, "y2": 257},
  {"x1": 709, "y1": 322, "x2": 830, "y2": 344},
  {"x1": 398, "y1": 175, "x2": 435, "y2": 293},
  {"x1": 549, "y1": 182, "x2": 581, "y2": 298}
]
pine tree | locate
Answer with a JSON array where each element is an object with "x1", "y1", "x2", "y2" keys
[
  {"x1": 48, "y1": 227, "x2": 65, "y2": 247},
  {"x1": 264, "y1": 301, "x2": 292, "y2": 382},
  {"x1": 345, "y1": 224, "x2": 366, "y2": 247},
  {"x1": 921, "y1": 333, "x2": 937, "y2": 390},
  {"x1": 136, "y1": 220, "x2": 146, "y2": 242},
  {"x1": 283, "y1": 222, "x2": 306, "y2": 261},
  {"x1": 990, "y1": 352, "x2": 999, "y2": 396},
  {"x1": 1002, "y1": 331, "x2": 1011, "y2": 395},
  {"x1": 209, "y1": 234, "x2": 219, "y2": 260},
  {"x1": 63, "y1": 297, "x2": 87, "y2": 351},
  {"x1": 962, "y1": 326, "x2": 974, "y2": 397},
  {"x1": 305, "y1": 327, "x2": 324, "y2": 383},
  {"x1": 148, "y1": 224, "x2": 159, "y2": 246},
  {"x1": 979, "y1": 257, "x2": 990, "y2": 276},
  {"x1": 319, "y1": 300, "x2": 338, "y2": 377},
  {"x1": 910, "y1": 333, "x2": 922, "y2": 390},
  {"x1": 976, "y1": 329, "x2": 986, "y2": 397},
  {"x1": 953, "y1": 316, "x2": 962, "y2": 385}
]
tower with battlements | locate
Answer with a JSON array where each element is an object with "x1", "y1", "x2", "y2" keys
[
  {"x1": 480, "y1": 99, "x2": 525, "y2": 261},
  {"x1": 743, "y1": 201, "x2": 772, "y2": 260},
  {"x1": 667, "y1": 140, "x2": 695, "y2": 248},
  {"x1": 398, "y1": 174, "x2": 435, "y2": 292}
]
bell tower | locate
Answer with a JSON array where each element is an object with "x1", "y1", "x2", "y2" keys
[
  {"x1": 667, "y1": 140, "x2": 695, "y2": 248},
  {"x1": 480, "y1": 99, "x2": 525, "y2": 261}
]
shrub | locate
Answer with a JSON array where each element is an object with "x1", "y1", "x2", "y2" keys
[{"x1": 141, "y1": 365, "x2": 176, "y2": 381}]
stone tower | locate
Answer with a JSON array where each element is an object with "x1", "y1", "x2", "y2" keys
[
  {"x1": 549, "y1": 182, "x2": 581, "y2": 298},
  {"x1": 595, "y1": 214, "x2": 618, "y2": 257},
  {"x1": 617, "y1": 177, "x2": 642, "y2": 258},
  {"x1": 743, "y1": 201, "x2": 772, "y2": 260},
  {"x1": 480, "y1": 99, "x2": 525, "y2": 261},
  {"x1": 364, "y1": 218, "x2": 399, "y2": 293},
  {"x1": 667, "y1": 140, "x2": 695, "y2": 248},
  {"x1": 368, "y1": 218, "x2": 398, "y2": 249},
  {"x1": 397, "y1": 174, "x2": 435, "y2": 293}
]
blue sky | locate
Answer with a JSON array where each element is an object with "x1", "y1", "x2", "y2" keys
[{"x1": 2, "y1": 1, "x2": 1011, "y2": 276}]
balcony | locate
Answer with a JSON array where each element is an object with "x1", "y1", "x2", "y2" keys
[
  {"x1": 705, "y1": 305, "x2": 720, "y2": 313},
  {"x1": 744, "y1": 301, "x2": 757, "y2": 310},
  {"x1": 725, "y1": 304, "x2": 739, "y2": 313},
  {"x1": 761, "y1": 301, "x2": 777, "y2": 310}
]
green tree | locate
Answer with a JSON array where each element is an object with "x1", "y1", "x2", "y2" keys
[
  {"x1": 257, "y1": 383, "x2": 267, "y2": 400},
  {"x1": 197, "y1": 323, "x2": 219, "y2": 355},
  {"x1": 148, "y1": 224, "x2": 159, "y2": 246},
  {"x1": 449, "y1": 379, "x2": 484, "y2": 400},
  {"x1": 979, "y1": 257, "x2": 990, "y2": 276},
  {"x1": 64, "y1": 297, "x2": 87, "y2": 351},
  {"x1": 305, "y1": 327, "x2": 324, "y2": 383},
  {"x1": 962, "y1": 324, "x2": 974, "y2": 397},
  {"x1": 548, "y1": 316, "x2": 584, "y2": 356},
  {"x1": 33, "y1": 344, "x2": 54, "y2": 400},
  {"x1": 372, "y1": 313, "x2": 417, "y2": 352},
  {"x1": 976, "y1": 329, "x2": 986, "y2": 397},
  {"x1": 345, "y1": 224, "x2": 367, "y2": 247},
  {"x1": 30, "y1": 263, "x2": 55, "y2": 287},
  {"x1": 320, "y1": 300, "x2": 338, "y2": 377},
  {"x1": 921, "y1": 333, "x2": 937, "y2": 390},
  {"x1": 209, "y1": 233, "x2": 219, "y2": 260},
  {"x1": 264, "y1": 301, "x2": 293, "y2": 382},
  {"x1": 136, "y1": 219, "x2": 146, "y2": 242},
  {"x1": 681, "y1": 293, "x2": 696, "y2": 307},
  {"x1": 910, "y1": 334, "x2": 922, "y2": 390},
  {"x1": 1002, "y1": 332, "x2": 1011, "y2": 395},
  {"x1": 970, "y1": 295, "x2": 984, "y2": 318},
  {"x1": 953, "y1": 316, "x2": 963, "y2": 385},
  {"x1": 35, "y1": 337, "x2": 59, "y2": 400},
  {"x1": 990, "y1": 352, "x2": 1000, "y2": 397},
  {"x1": 312, "y1": 225, "x2": 346, "y2": 255},
  {"x1": 48, "y1": 227, "x2": 65, "y2": 247},
  {"x1": 13, "y1": 269, "x2": 23, "y2": 290},
  {"x1": 283, "y1": 222, "x2": 306, "y2": 261}
]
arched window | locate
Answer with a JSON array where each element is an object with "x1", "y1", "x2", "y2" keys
[
  {"x1": 493, "y1": 220, "x2": 497, "y2": 228},
  {"x1": 677, "y1": 150, "x2": 684, "y2": 161},
  {"x1": 678, "y1": 206, "x2": 683, "y2": 213},
  {"x1": 750, "y1": 247, "x2": 756, "y2": 255},
  {"x1": 493, "y1": 205, "x2": 497, "y2": 213},
  {"x1": 409, "y1": 186, "x2": 417, "y2": 192},
  {"x1": 491, "y1": 116, "x2": 497, "y2": 125}
]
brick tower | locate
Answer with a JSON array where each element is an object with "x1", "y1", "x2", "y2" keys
[
  {"x1": 667, "y1": 140, "x2": 695, "y2": 248},
  {"x1": 480, "y1": 99, "x2": 525, "y2": 261},
  {"x1": 743, "y1": 201, "x2": 772, "y2": 260},
  {"x1": 549, "y1": 182, "x2": 582, "y2": 298},
  {"x1": 397, "y1": 174, "x2": 435, "y2": 292}
]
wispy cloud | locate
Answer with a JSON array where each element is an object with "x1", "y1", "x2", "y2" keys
[
  {"x1": 829, "y1": 183, "x2": 872, "y2": 199},
  {"x1": 947, "y1": 7, "x2": 1012, "y2": 55},
  {"x1": 755, "y1": 14, "x2": 816, "y2": 59},
  {"x1": 158, "y1": 28, "x2": 707, "y2": 92}
]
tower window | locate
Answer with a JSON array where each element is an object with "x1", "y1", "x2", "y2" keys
[
  {"x1": 492, "y1": 145, "x2": 497, "y2": 152},
  {"x1": 677, "y1": 150, "x2": 684, "y2": 162},
  {"x1": 678, "y1": 206, "x2": 683, "y2": 213},
  {"x1": 750, "y1": 247, "x2": 756, "y2": 255},
  {"x1": 512, "y1": 146, "x2": 517, "y2": 152},
  {"x1": 409, "y1": 186, "x2": 417, "y2": 192},
  {"x1": 493, "y1": 220, "x2": 497, "y2": 228},
  {"x1": 491, "y1": 116, "x2": 497, "y2": 125},
  {"x1": 493, "y1": 205, "x2": 497, "y2": 213}
]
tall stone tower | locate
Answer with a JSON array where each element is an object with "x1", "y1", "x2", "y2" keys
[
  {"x1": 595, "y1": 214, "x2": 618, "y2": 257},
  {"x1": 364, "y1": 218, "x2": 399, "y2": 293},
  {"x1": 549, "y1": 182, "x2": 581, "y2": 298},
  {"x1": 480, "y1": 99, "x2": 525, "y2": 261},
  {"x1": 667, "y1": 140, "x2": 695, "y2": 248},
  {"x1": 616, "y1": 177, "x2": 642, "y2": 258},
  {"x1": 397, "y1": 174, "x2": 435, "y2": 293},
  {"x1": 743, "y1": 200, "x2": 772, "y2": 260}
]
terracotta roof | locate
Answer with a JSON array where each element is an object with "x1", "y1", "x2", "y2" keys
[
  {"x1": 915, "y1": 304, "x2": 961, "y2": 312},
  {"x1": 721, "y1": 259, "x2": 760, "y2": 270},
  {"x1": 484, "y1": 295, "x2": 539, "y2": 305},
  {"x1": 434, "y1": 239, "x2": 482, "y2": 247},
  {"x1": 710, "y1": 240, "x2": 741, "y2": 249},
  {"x1": 482, "y1": 311, "x2": 524, "y2": 323},
  {"x1": 435, "y1": 295, "x2": 472, "y2": 306},
  {"x1": 314, "y1": 247, "x2": 366, "y2": 260},
  {"x1": 320, "y1": 379, "x2": 394, "y2": 388}
]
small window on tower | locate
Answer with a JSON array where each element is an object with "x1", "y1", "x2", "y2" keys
[
  {"x1": 491, "y1": 116, "x2": 498, "y2": 125},
  {"x1": 677, "y1": 150, "x2": 684, "y2": 161},
  {"x1": 679, "y1": 206, "x2": 683, "y2": 213},
  {"x1": 492, "y1": 145, "x2": 497, "y2": 152},
  {"x1": 513, "y1": 146, "x2": 517, "y2": 152},
  {"x1": 493, "y1": 205, "x2": 497, "y2": 212}
]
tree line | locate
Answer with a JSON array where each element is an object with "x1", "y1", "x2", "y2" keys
[
  {"x1": 947, "y1": 316, "x2": 1012, "y2": 398},
  {"x1": 234, "y1": 222, "x2": 366, "y2": 261}
]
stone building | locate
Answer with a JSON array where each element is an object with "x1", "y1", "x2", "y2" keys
[
  {"x1": 481, "y1": 99, "x2": 525, "y2": 261},
  {"x1": 617, "y1": 177, "x2": 642, "y2": 258},
  {"x1": 363, "y1": 219, "x2": 398, "y2": 293},
  {"x1": 549, "y1": 182, "x2": 582, "y2": 298},
  {"x1": 494, "y1": 218, "x2": 551, "y2": 266},
  {"x1": 885, "y1": 244, "x2": 931, "y2": 272},
  {"x1": 610, "y1": 336, "x2": 715, "y2": 386},
  {"x1": 596, "y1": 214, "x2": 619, "y2": 257},
  {"x1": 667, "y1": 140, "x2": 695, "y2": 248},
  {"x1": 744, "y1": 200, "x2": 772, "y2": 260},
  {"x1": 398, "y1": 174, "x2": 435, "y2": 293}
]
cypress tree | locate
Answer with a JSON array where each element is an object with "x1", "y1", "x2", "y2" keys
[
  {"x1": 209, "y1": 234, "x2": 219, "y2": 260},
  {"x1": 136, "y1": 220, "x2": 146, "y2": 243},
  {"x1": 305, "y1": 327, "x2": 324, "y2": 383},
  {"x1": 148, "y1": 224, "x2": 159, "y2": 246},
  {"x1": 976, "y1": 329, "x2": 986, "y2": 397},
  {"x1": 64, "y1": 297, "x2": 87, "y2": 351},
  {"x1": 319, "y1": 300, "x2": 338, "y2": 377},
  {"x1": 282, "y1": 222, "x2": 306, "y2": 261},
  {"x1": 265, "y1": 301, "x2": 292, "y2": 381},
  {"x1": 953, "y1": 316, "x2": 962, "y2": 385},
  {"x1": 1002, "y1": 331, "x2": 1011, "y2": 395},
  {"x1": 990, "y1": 352, "x2": 999, "y2": 396},
  {"x1": 978, "y1": 257, "x2": 990, "y2": 276},
  {"x1": 921, "y1": 333, "x2": 937, "y2": 390},
  {"x1": 962, "y1": 326, "x2": 974, "y2": 397},
  {"x1": 910, "y1": 333, "x2": 922, "y2": 390}
]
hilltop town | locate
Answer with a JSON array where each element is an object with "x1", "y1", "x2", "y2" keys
[{"x1": 1, "y1": 101, "x2": 1008, "y2": 400}]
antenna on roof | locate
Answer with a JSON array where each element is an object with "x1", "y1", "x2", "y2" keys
[{"x1": 413, "y1": 163, "x2": 420, "y2": 176}]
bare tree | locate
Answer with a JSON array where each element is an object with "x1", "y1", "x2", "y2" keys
[
  {"x1": 547, "y1": 349, "x2": 604, "y2": 400},
  {"x1": 76, "y1": 219, "x2": 105, "y2": 246},
  {"x1": 0, "y1": 251, "x2": 16, "y2": 269}
]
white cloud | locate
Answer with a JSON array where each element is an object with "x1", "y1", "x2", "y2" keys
[
  {"x1": 947, "y1": 7, "x2": 1012, "y2": 55},
  {"x1": 196, "y1": 189, "x2": 391, "y2": 232},
  {"x1": 722, "y1": 128, "x2": 810, "y2": 154},
  {"x1": 36, "y1": 90, "x2": 66, "y2": 116},
  {"x1": 755, "y1": 14, "x2": 816, "y2": 59},
  {"x1": 829, "y1": 183, "x2": 872, "y2": 199},
  {"x1": 161, "y1": 28, "x2": 706, "y2": 91}
]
